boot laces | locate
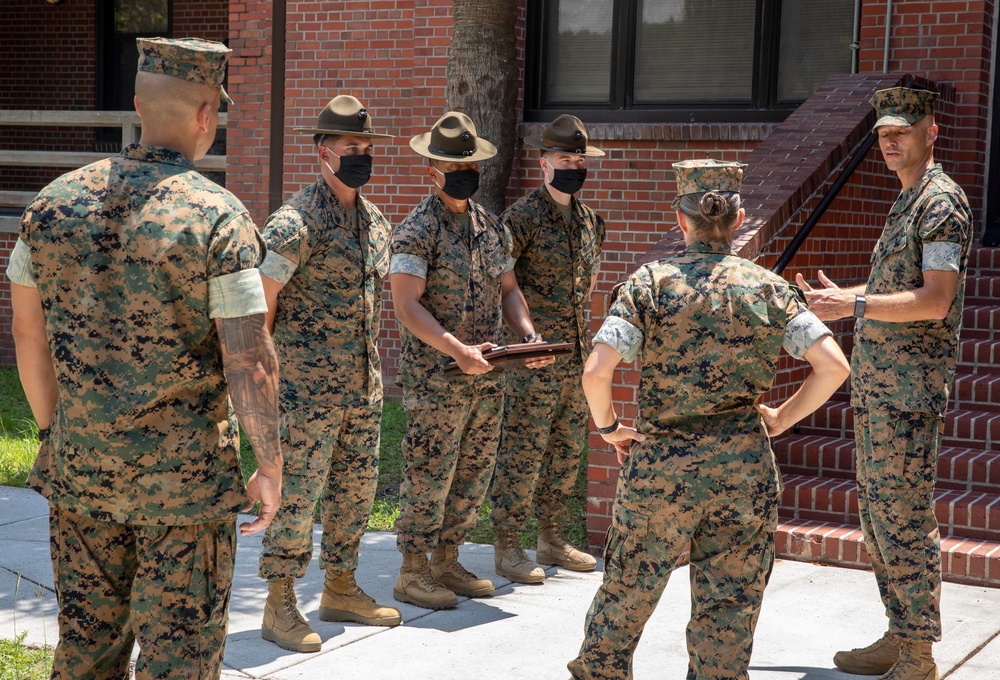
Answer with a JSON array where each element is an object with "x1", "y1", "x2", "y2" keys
[{"x1": 279, "y1": 580, "x2": 308, "y2": 624}]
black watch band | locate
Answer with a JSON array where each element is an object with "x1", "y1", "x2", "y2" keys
[
  {"x1": 597, "y1": 417, "x2": 620, "y2": 435},
  {"x1": 854, "y1": 294, "x2": 867, "y2": 318}
]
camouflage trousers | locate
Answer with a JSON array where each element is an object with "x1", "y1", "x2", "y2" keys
[
  {"x1": 48, "y1": 504, "x2": 235, "y2": 680},
  {"x1": 491, "y1": 362, "x2": 588, "y2": 532},
  {"x1": 258, "y1": 402, "x2": 380, "y2": 579},
  {"x1": 854, "y1": 408, "x2": 943, "y2": 641},
  {"x1": 568, "y1": 492, "x2": 777, "y2": 680},
  {"x1": 394, "y1": 391, "x2": 503, "y2": 554}
]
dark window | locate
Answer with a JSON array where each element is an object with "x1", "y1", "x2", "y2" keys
[
  {"x1": 96, "y1": 0, "x2": 172, "y2": 115},
  {"x1": 525, "y1": 0, "x2": 855, "y2": 123}
]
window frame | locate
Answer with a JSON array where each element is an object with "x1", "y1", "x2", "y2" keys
[{"x1": 523, "y1": 0, "x2": 841, "y2": 124}]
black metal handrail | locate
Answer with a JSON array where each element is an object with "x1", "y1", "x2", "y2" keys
[{"x1": 770, "y1": 131, "x2": 878, "y2": 275}]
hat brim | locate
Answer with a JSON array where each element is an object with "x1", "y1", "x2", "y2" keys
[
  {"x1": 523, "y1": 135, "x2": 604, "y2": 157},
  {"x1": 293, "y1": 126, "x2": 394, "y2": 139},
  {"x1": 220, "y1": 85, "x2": 234, "y2": 106},
  {"x1": 872, "y1": 114, "x2": 918, "y2": 130},
  {"x1": 409, "y1": 133, "x2": 497, "y2": 162}
]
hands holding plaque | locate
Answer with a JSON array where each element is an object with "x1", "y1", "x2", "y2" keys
[{"x1": 444, "y1": 341, "x2": 572, "y2": 376}]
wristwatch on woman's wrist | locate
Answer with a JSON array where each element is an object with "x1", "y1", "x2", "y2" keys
[
  {"x1": 853, "y1": 294, "x2": 867, "y2": 318},
  {"x1": 597, "y1": 417, "x2": 620, "y2": 435}
]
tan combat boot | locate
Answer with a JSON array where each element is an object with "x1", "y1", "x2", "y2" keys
[
  {"x1": 880, "y1": 641, "x2": 939, "y2": 680},
  {"x1": 536, "y1": 523, "x2": 597, "y2": 572},
  {"x1": 261, "y1": 577, "x2": 322, "y2": 653},
  {"x1": 319, "y1": 570, "x2": 402, "y2": 626},
  {"x1": 494, "y1": 529, "x2": 545, "y2": 584},
  {"x1": 393, "y1": 552, "x2": 458, "y2": 610},
  {"x1": 430, "y1": 544, "x2": 495, "y2": 597},
  {"x1": 833, "y1": 631, "x2": 900, "y2": 675}
]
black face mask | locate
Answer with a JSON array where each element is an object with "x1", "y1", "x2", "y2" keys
[
  {"x1": 328, "y1": 153, "x2": 372, "y2": 188},
  {"x1": 548, "y1": 167, "x2": 587, "y2": 195},
  {"x1": 437, "y1": 168, "x2": 480, "y2": 200}
]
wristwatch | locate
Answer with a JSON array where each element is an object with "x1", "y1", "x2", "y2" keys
[
  {"x1": 523, "y1": 332, "x2": 542, "y2": 343},
  {"x1": 597, "y1": 417, "x2": 620, "y2": 435},
  {"x1": 853, "y1": 294, "x2": 867, "y2": 318}
]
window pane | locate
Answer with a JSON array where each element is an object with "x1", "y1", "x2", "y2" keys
[
  {"x1": 777, "y1": 0, "x2": 854, "y2": 102},
  {"x1": 115, "y1": 0, "x2": 169, "y2": 34},
  {"x1": 544, "y1": 0, "x2": 614, "y2": 104},
  {"x1": 634, "y1": 0, "x2": 755, "y2": 104}
]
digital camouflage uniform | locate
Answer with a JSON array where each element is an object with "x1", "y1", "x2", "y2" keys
[
  {"x1": 257, "y1": 179, "x2": 391, "y2": 578},
  {"x1": 851, "y1": 163, "x2": 972, "y2": 642},
  {"x1": 568, "y1": 241, "x2": 831, "y2": 680},
  {"x1": 491, "y1": 187, "x2": 605, "y2": 532},
  {"x1": 390, "y1": 193, "x2": 513, "y2": 554},
  {"x1": 7, "y1": 142, "x2": 266, "y2": 679}
]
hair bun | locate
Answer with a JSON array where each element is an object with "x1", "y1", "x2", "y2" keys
[{"x1": 699, "y1": 192, "x2": 727, "y2": 218}]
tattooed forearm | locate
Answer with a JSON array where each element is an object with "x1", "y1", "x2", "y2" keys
[{"x1": 217, "y1": 314, "x2": 282, "y2": 472}]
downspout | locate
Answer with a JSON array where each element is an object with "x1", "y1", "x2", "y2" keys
[
  {"x1": 269, "y1": 0, "x2": 287, "y2": 213},
  {"x1": 851, "y1": 0, "x2": 861, "y2": 73},
  {"x1": 883, "y1": 0, "x2": 893, "y2": 73}
]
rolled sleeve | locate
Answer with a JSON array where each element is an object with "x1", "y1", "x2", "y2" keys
[
  {"x1": 922, "y1": 241, "x2": 961, "y2": 273},
  {"x1": 259, "y1": 250, "x2": 298, "y2": 286},
  {"x1": 390, "y1": 253, "x2": 428, "y2": 279},
  {"x1": 783, "y1": 310, "x2": 832, "y2": 360},
  {"x1": 594, "y1": 316, "x2": 644, "y2": 363},
  {"x1": 5, "y1": 238, "x2": 36, "y2": 288},
  {"x1": 208, "y1": 268, "x2": 268, "y2": 319}
]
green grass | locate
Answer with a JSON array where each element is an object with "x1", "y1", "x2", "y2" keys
[
  {"x1": 2, "y1": 367, "x2": 588, "y2": 549},
  {"x1": 0, "y1": 632, "x2": 52, "y2": 680}
]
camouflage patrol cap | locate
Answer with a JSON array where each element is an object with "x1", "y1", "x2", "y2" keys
[
  {"x1": 671, "y1": 159, "x2": 746, "y2": 208},
  {"x1": 136, "y1": 37, "x2": 234, "y2": 105},
  {"x1": 870, "y1": 87, "x2": 936, "y2": 130}
]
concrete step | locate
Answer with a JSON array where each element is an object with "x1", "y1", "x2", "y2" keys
[
  {"x1": 775, "y1": 518, "x2": 1000, "y2": 587},
  {"x1": 774, "y1": 433, "x2": 1000, "y2": 493},
  {"x1": 779, "y1": 473, "x2": 1000, "y2": 541}
]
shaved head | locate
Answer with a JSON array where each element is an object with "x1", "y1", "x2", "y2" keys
[{"x1": 135, "y1": 72, "x2": 219, "y2": 130}]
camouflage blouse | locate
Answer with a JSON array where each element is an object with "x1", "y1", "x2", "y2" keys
[
  {"x1": 502, "y1": 186, "x2": 605, "y2": 360},
  {"x1": 390, "y1": 193, "x2": 512, "y2": 401},
  {"x1": 260, "y1": 179, "x2": 391, "y2": 410},
  {"x1": 594, "y1": 240, "x2": 831, "y2": 501},
  {"x1": 14, "y1": 145, "x2": 266, "y2": 525},
  {"x1": 851, "y1": 164, "x2": 972, "y2": 417}
]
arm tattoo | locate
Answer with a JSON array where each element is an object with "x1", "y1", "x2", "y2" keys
[{"x1": 217, "y1": 314, "x2": 282, "y2": 471}]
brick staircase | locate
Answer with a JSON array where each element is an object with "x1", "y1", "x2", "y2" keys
[{"x1": 773, "y1": 245, "x2": 1000, "y2": 587}]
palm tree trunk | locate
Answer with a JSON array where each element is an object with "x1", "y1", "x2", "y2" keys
[{"x1": 447, "y1": 0, "x2": 519, "y2": 216}]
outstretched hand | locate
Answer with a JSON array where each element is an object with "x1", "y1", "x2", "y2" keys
[{"x1": 794, "y1": 270, "x2": 853, "y2": 321}]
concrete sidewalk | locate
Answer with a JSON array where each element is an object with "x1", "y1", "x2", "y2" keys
[{"x1": 2, "y1": 484, "x2": 998, "y2": 679}]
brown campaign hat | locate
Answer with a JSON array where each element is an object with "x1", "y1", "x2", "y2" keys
[
  {"x1": 870, "y1": 87, "x2": 937, "y2": 130},
  {"x1": 409, "y1": 111, "x2": 497, "y2": 162},
  {"x1": 293, "y1": 95, "x2": 393, "y2": 139},
  {"x1": 671, "y1": 159, "x2": 747, "y2": 208},
  {"x1": 136, "y1": 37, "x2": 234, "y2": 105},
  {"x1": 524, "y1": 114, "x2": 604, "y2": 157}
]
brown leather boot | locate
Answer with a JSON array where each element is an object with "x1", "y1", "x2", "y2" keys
[
  {"x1": 393, "y1": 553, "x2": 458, "y2": 610},
  {"x1": 319, "y1": 570, "x2": 402, "y2": 626},
  {"x1": 261, "y1": 577, "x2": 322, "y2": 653},
  {"x1": 833, "y1": 631, "x2": 900, "y2": 675},
  {"x1": 881, "y1": 641, "x2": 939, "y2": 680},
  {"x1": 536, "y1": 523, "x2": 596, "y2": 572},
  {"x1": 430, "y1": 545, "x2": 495, "y2": 597},
  {"x1": 494, "y1": 530, "x2": 545, "y2": 584}
]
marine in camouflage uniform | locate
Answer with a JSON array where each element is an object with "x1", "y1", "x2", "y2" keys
[
  {"x1": 798, "y1": 88, "x2": 973, "y2": 680},
  {"x1": 6, "y1": 38, "x2": 282, "y2": 680},
  {"x1": 490, "y1": 115, "x2": 605, "y2": 582},
  {"x1": 389, "y1": 112, "x2": 547, "y2": 610},
  {"x1": 569, "y1": 160, "x2": 848, "y2": 680},
  {"x1": 256, "y1": 96, "x2": 400, "y2": 653}
]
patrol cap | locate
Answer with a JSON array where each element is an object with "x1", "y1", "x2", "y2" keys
[
  {"x1": 870, "y1": 87, "x2": 936, "y2": 130},
  {"x1": 524, "y1": 114, "x2": 604, "y2": 157},
  {"x1": 671, "y1": 159, "x2": 746, "y2": 208},
  {"x1": 409, "y1": 111, "x2": 497, "y2": 163},
  {"x1": 293, "y1": 95, "x2": 393, "y2": 139},
  {"x1": 136, "y1": 37, "x2": 234, "y2": 105}
]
